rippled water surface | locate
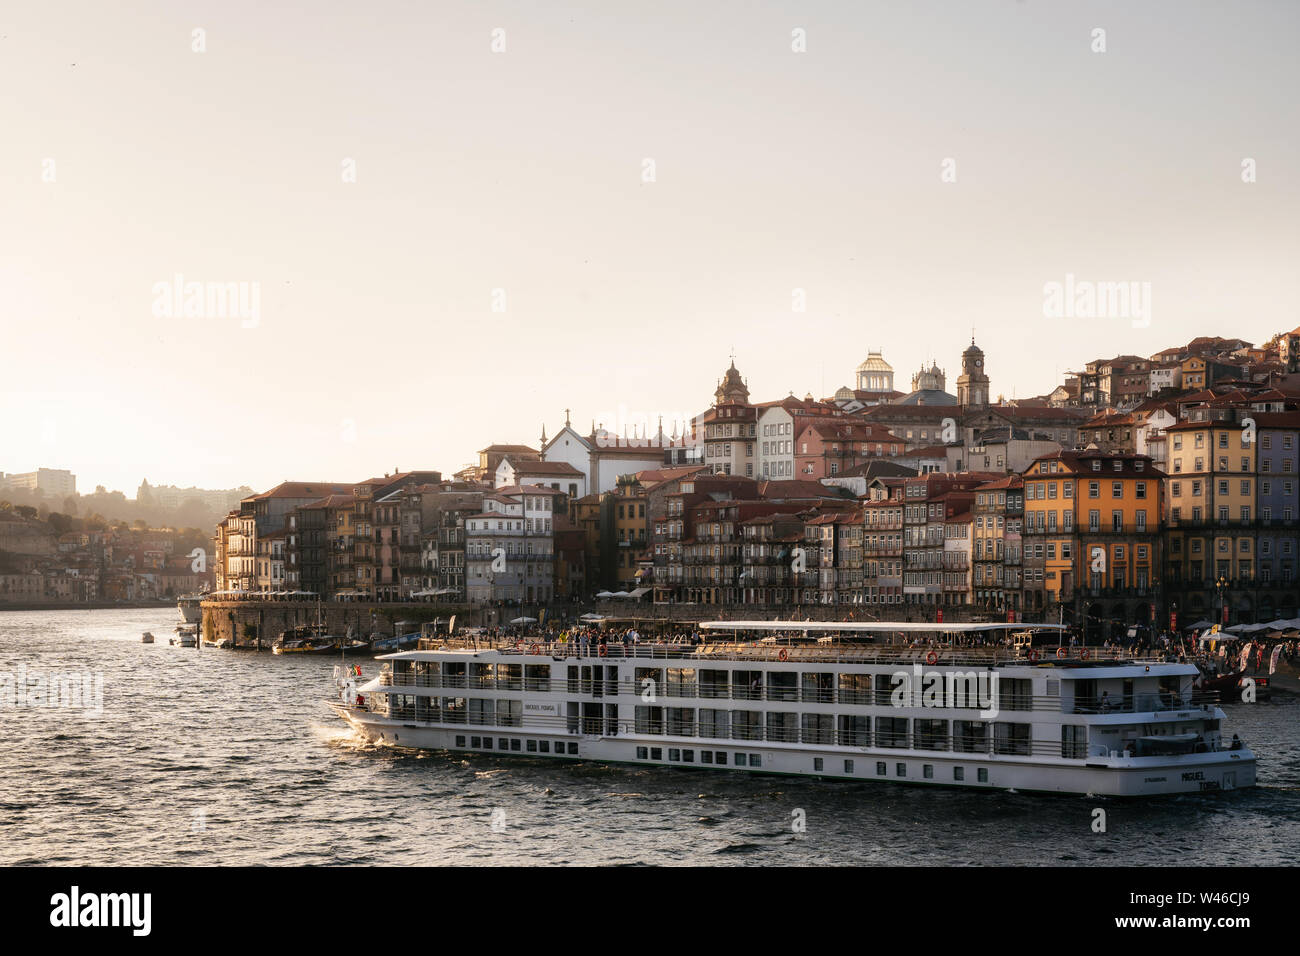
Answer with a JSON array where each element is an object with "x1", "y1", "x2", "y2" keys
[{"x1": 2, "y1": 609, "x2": 1297, "y2": 865}]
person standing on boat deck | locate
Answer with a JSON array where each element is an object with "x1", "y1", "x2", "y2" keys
[{"x1": 1100, "y1": 691, "x2": 1111, "y2": 714}]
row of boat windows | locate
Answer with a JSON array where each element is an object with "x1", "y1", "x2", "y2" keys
[
  {"x1": 454, "y1": 735, "x2": 579, "y2": 755},
  {"x1": 382, "y1": 694, "x2": 1085, "y2": 758},
  {"x1": 632, "y1": 710, "x2": 1051, "y2": 755},
  {"x1": 384, "y1": 662, "x2": 1036, "y2": 710},
  {"x1": 633, "y1": 747, "x2": 991, "y2": 782}
]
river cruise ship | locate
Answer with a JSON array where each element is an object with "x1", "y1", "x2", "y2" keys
[{"x1": 329, "y1": 621, "x2": 1257, "y2": 796}]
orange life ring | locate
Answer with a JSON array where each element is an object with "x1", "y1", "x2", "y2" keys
[
  {"x1": 1056, "y1": 646, "x2": 1067, "y2": 659},
  {"x1": 778, "y1": 648, "x2": 789, "y2": 662},
  {"x1": 598, "y1": 643, "x2": 608, "y2": 658},
  {"x1": 925, "y1": 650, "x2": 938, "y2": 665},
  {"x1": 1027, "y1": 649, "x2": 1040, "y2": 662},
  {"x1": 529, "y1": 643, "x2": 541, "y2": 655},
  {"x1": 1080, "y1": 648, "x2": 1090, "y2": 661}
]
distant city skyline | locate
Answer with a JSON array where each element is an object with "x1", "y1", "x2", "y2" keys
[{"x1": 3, "y1": 0, "x2": 1296, "y2": 493}]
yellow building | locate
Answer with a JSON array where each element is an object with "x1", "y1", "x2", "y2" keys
[
  {"x1": 610, "y1": 475, "x2": 649, "y2": 590},
  {"x1": 1022, "y1": 450, "x2": 1163, "y2": 634},
  {"x1": 1163, "y1": 409, "x2": 1256, "y2": 624}
]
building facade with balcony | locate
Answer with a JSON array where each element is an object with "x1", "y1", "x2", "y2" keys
[{"x1": 1024, "y1": 450, "x2": 1164, "y2": 636}]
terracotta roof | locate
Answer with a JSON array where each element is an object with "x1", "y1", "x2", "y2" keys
[
  {"x1": 251, "y1": 481, "x2": 352, "y2": 500},
  {"x1": 973, "y1": 474, "x2": 1024, "y2": 491},
  {"x1": 478, "y1": 444, "x2": 539, "y2": 455},
  {"x1": 635, "y1": 465, "x2": 709, "y2": 487},
  {"x1": 1082, "y1": 410, "x2": 1136, "y2": 428},
  {"x1": 503, "y1": 460, "x2": 584, "y2": 476},
  {"x1": 297, "y1": 493, "x2": 356, "y2": 510},
  {"x1": 799, "y1": 420, "x2": 899, "y2": 441},
  {"x1": 756, "y1": 480, "x2": 847, "y2": 499},
  {"x1": 1029, "y1": 449, "x2": 1165, "y2": 478},
  {"x1": 1248, "y1": 411, "x2": 1300, "y2": 428}
]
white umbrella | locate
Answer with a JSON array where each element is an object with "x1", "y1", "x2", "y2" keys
[
  {"x1": 510, "y1": 616, "x2": 537, "y2": 624},
  {"x1": 595, "y1": 591, "x2": 614, "y2": 598}
]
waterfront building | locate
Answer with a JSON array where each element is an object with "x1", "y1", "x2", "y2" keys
[
  {"x1": 738, "y1": 512, "x2": 806, "y2": 607},
  {"x1": 793, "y1": 420, "x2": 901, "y2": 479},
  {"x1": 1252, "y1": 411, "x2": 1300, "y2": 621},
  {"x1": 802, "y1": 509, "x2": 865, "y2": 605},
  {"x1": 609, "y1": 474, "x2": 650, "y2": 592},
  {"x1": 755, "y1": 396, "x2": 844, "y2": 480},
  {"x1": 1023, "y1": 450, "x2": 1163, "y2": 636},
  {"x1": 900, "y1": 474, "x2": 994, "y2": 608},
  {"x1": 255, "y1": 529, "x2": 287, "y2": 592},
  {"x1": 942, "y1": 505, "x2": 973, "y2": 607},
  {"x1": 465, "y1": 486, "x2": 559, "y2": 605},
  {"x1": 215, "y1": 480, "x2": 351, "y2": 593},
  {"x1": 420, "y1": 487, "x2": 486, "y2": 602},
  {"x1": 862, "y1": 489, "x2": 905, "y2": 606},
  {"x1": 1163, "y1": 407, "x2": 1257, "y2": 626}
]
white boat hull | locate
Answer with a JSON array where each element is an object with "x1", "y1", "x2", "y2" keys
[{"x1": 331, "y1": 704, "x2": 1256, "y2": 797}]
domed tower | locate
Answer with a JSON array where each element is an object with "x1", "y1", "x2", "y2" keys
[
  {"x1": 911, "y1": 361, "x2": 946, "y2": 393},
  {"x1": 855, "y1": 350, "x2": 894, "y2": 393},
  {"x1": 957, "y1": 337, "x2": 990, "y2": 407},
  {"x1": 714, "y1": 358, "x2": 751, "y2": 406}
]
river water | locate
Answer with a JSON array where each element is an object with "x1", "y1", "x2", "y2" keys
[{"x1": 1, "y1": 608, "x2": 1297, "y2": 866}]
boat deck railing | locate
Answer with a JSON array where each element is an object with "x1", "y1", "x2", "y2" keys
[{"x1": 412, "y1": 636, "x2": 1173, "y2": 669}]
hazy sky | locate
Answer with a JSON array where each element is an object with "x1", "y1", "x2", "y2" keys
[{"x1": 3, "y1": 0, "x2": 1297, "y2": 495}]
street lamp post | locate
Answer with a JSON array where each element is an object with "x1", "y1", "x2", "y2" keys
[{"x1": 1216, "y1": 575, "x2": 1230, "y2": 627}]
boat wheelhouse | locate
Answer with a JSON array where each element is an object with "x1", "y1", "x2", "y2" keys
[{"x1": 329, "y1": 621, "x2": 1256, "y2": 796}]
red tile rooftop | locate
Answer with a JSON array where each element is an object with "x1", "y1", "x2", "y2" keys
[
  {"x1": 504, "y1": 460, "x2": 584, "y2": 475},
  {"x1": 251, "y1": 481, "x2": 352, "y2": 500}
]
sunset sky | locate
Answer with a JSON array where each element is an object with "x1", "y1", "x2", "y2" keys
[{"x1": 2, "y1": 0, "x2": 1297, "y2": 495}]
